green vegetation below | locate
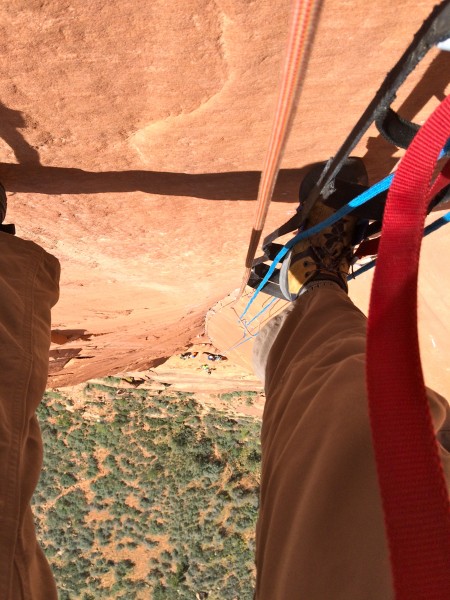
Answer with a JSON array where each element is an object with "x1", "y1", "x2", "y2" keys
[{"x1": 33, "y1": 383, "x2": 261, "y2": 599}]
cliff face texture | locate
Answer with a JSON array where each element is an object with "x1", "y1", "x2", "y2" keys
[{"x1": 1, "y1": 0, "x2": 449, "y2": 392}]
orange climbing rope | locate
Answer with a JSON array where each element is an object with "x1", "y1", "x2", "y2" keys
[{"x1": 238, "y1": 0, "x2": 323, "y2": 298}]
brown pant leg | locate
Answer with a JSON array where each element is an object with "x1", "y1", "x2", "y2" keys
[
  {"x1": 253, "y1": 281, "x2": 450, "y2": 600},
  {"x1": 0, "y1": 232, "x2": 60, "y2": 600}
]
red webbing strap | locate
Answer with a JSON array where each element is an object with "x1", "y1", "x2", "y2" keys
[
  {"x1": 366, "y1": 96, "x2": 450, "y2": 600},
  {"x1": 354, "y1": 163, "x2": 450, "y2": 260}
]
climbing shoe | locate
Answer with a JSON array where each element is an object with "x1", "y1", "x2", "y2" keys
[
  {"x1": 280, "y1": 199, "x2": 357, "y2": 298},
  {"x1": 248, "y1": 158, "x2": 370, "y2": 301},
  {"x1": 279, "y1": 160, "x2": 363, "y2": 299}
]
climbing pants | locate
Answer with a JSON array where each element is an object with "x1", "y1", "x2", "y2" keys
[
  {"x1": 253, "y1": 281, "x2": 450, "y2": 600},
  {"x1": 1, "y1": 231, "x2": 450, "y2": 600},
  {"x1": 0, "y1": 232, "x2": 60, "y2": 600}
]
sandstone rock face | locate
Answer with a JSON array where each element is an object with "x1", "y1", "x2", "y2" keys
[{"x1": 0, "y1": 0, "x2": 448, "y2": 393}]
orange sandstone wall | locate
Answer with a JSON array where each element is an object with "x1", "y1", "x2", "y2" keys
[{"x1": 0, "y1": 0, "x2": 447, "y2": 391}]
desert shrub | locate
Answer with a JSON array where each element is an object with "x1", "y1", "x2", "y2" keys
[
  {"x1": 33, "y1": 381, "x2": 261, "y2": 599},
  {"x1": 115, "y1": 558, "x2": 135, "y2": 578},
  {"x1": 172, "y1": 425, "x2": 196, "y2": 447}
]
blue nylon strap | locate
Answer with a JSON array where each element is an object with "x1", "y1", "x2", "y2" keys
[
  {"x1": 240, "y1": 141, "x2": 450, "y2": 321},
  {"x1": 246, "y1": 297, "x2": 278, "y2": 327},
  {"x1": 232, "y1": 210, "x2": 450, "y2": 353},
  {"x1": 236, "y1": 141, "x2": 450, "y2": 347},
  {"x1": 442, "y1": 138, "x2": 450, "y2": 156}
]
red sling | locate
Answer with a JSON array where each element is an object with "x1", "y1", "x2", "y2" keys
[{"x1": 367, "y1": 96, "x2": 450, "y2": 599}]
